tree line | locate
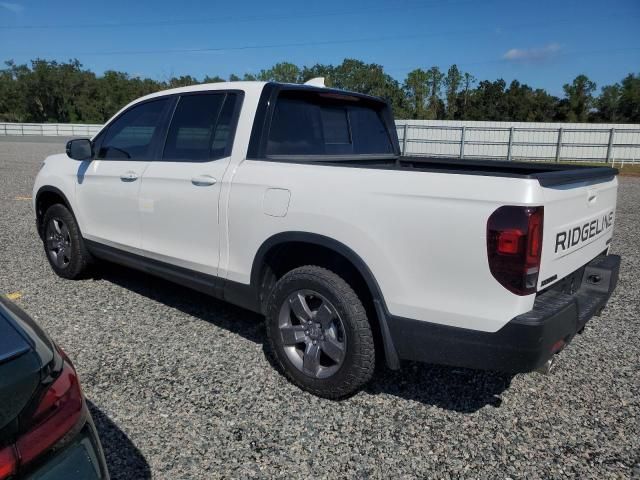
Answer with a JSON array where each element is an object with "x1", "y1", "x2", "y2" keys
[{"x1": 0, "y1": 58, "x2": 638, "y2": 124}]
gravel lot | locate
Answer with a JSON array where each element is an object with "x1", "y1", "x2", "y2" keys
[{"x1": 1, "y1": 136, "x2": 639, "y2": 479}]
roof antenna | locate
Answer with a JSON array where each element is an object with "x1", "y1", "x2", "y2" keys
[{"x1": 303, "y1": 77, "x2": 325, "y2": 87}]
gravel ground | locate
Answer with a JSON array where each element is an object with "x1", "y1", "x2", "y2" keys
[{"x1": 1, "y1": 136, "x2": 639, "y2": 479}]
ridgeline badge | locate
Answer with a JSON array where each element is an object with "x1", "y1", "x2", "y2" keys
[{"x1": 555, "y1": 211, "x2": 614, "y2": 254}]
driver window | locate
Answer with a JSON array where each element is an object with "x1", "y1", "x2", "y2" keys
[{"x1": 97, "y1": 98, "x2": 168, "y2": 160}]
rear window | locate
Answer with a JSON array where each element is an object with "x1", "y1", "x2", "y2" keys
[
  {"x1": 266, "y1": 90, "x2": 395, "y2": 156},
  {"x1": 163, "y1": 93, "x2": 238, "y2": 162}
]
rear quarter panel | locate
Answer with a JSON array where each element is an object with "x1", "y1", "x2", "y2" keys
[{"x1": 225, "y1": 161, "x2": 541, "y2": 333}]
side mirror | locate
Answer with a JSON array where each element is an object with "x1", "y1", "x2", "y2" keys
[{"x1": 66, "y1": 138, "x2": 93, "y2": 161}]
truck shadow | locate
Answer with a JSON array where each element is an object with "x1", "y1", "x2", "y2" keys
[
  {"x1": 87, "y1": 401, "x2": 152, "y2": 480},
  {"x1": 96, "y1": 263, "x2": 513, "y2": 413},
  {"x1": 95, "y1": 263, "x2": 265, "y2": 344},
  {"x1": 260, "y1": 345, "x2": 512, "y2": 412},
  {"x1": 365, "y1": 364, "x2": 514, "y2": 413}
]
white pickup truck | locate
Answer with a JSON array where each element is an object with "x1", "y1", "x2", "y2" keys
[{"x1": 33, "y1": 80, "x2": 621, "y2": 399}]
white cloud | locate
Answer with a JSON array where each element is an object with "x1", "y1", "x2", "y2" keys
[
  {"x1": 502, "y1": 43, "x2": 561, "y2": 62},
  {"x1": 0, "y1": 2, "x2": 24, "y2": 13}
]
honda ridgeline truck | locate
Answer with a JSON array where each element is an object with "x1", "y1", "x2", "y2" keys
[{"x1": 33, "y1": 79, "x2": 621, "y2": 398}]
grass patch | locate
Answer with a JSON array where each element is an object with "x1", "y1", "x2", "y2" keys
[
  {"x1": 559, "y1": 161, "x2": 640, "y2": 176},
  {"x1": 610, "y1": 163, "x2": 640, "y2": 176}
]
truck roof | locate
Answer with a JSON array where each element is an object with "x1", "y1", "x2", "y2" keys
[
  {"x1": 127, "y1": 79, "x2": 382, "y2": 106},
  {"x1": 131, "y1": 80, "x2": 268, "y2": 106}
]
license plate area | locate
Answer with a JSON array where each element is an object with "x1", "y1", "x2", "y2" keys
[{"x1": 542, "y1": 250, "x2": 609, "y2": 295}]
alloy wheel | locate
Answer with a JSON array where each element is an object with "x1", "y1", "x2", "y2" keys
[
  {"x1": 278, "y1": 289, "x2": 347, "y2": 378},
  {"x1": 45, "y1": 218, "x2": 72, "y2": 269}
]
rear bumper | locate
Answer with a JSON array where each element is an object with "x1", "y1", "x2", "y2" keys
[{"x1": 388, "y1": 254, "x2": 621, "y2": 373}]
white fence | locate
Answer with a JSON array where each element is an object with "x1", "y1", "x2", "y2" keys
[
  {"x1": 395, "y1": 120, "x2": 640, "y2": 164},
  {"x1": 2, "y1": 120, "x2": 640, "y2": 164},
  {"x1": 0, "y1": 123, "x2": 103, "y2": 137}
]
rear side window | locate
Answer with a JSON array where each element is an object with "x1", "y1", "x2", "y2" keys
[
  {"x1": 98, "y1": 98, "x2": 168, "y2": 160},
  {"x1": 266, "y1": 90, "x2": 394, "y2": 156},
  {"x1": 162, "y1": 93, "x2": 238, "y2": 162}
]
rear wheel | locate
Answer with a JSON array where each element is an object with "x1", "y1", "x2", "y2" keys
[
  {"x1": 266, "y1": 266, "x2": 375, "y2": 399},
  {"x1": 42, "y1": 204, "x2": 92, "y2": 279}
]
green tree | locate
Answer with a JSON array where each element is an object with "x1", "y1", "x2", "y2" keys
[
  {"x1": 257, "y1": 62, "x2": 301, "y2": 83},
  {"x1": 403, "y1": 69, "x2": 429, "y2": 119},
  {"x1": 167, "y1": 75, "x2": 199, "y2": 88},
  {"x1": 329, "y1": 59, "x2": 408, "y2": 118},
  {"x1": 618, "y1": 73, "x2": 640, "y2": 122},
  {"x1": 18, "y1": 59, "x2": 98, "y2": 123},
  {"x1": 425, "y1": 66, "x2": 444, "y2": 119},
  {"x1": 504, "y1": 80, "x2": 535, "y2": 121},
  {"x1": 444, "y1": 65, "x2": 462, "y2": 119},
  {"x1": 203, "y1": 75, "x2": 225, "y2": 83},
  {"x1": 0, "y1": 61, "x2": 28, "y2": 121},
  {"x1": 0, "y1": 56, "x2": 637, "y2": 125},
  {"x1": 594, "y1": 84, "x2": 621, "y2": 122},
  {"x1": 530, "y1": 89, "x2": 559, "y2": 122},
  {"x1": 457, "y1": 72, "x2": 476, "y2": 119},
  {"x1": 563, "y1": 74, "x2": 596, "y2": 122},
  {"x1": 465, "y1": 79, "x2": 507, "y2": 121},
  {"x1": 300, "y1": 63, "x2": 335, "y2": 85}
]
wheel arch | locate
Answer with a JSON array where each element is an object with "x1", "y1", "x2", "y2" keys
[
  {"x1": 35, "y1": 186, "x2": 74, "y2": 239},
  {"x1": 250, "y1": 232, "x2": 400, "y2": 369}
]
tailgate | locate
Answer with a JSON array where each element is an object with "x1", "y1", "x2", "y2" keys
[{"x1": 538, "y1": 177, "x2": 618, "y2": 289}]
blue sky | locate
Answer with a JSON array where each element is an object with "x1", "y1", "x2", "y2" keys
[{"x1": 0, "y1": 0, "x2": 638, "y2": 96}]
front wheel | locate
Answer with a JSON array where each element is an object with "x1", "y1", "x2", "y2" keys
[
  {"x1": 266, "y1": 266, "x2": 375, "y2": 399},
  {"x1": 42, "y1": 204, "x2": 92, "y2": 279}
]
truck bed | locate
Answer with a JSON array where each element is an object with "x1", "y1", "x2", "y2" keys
[
  {"x1": 312, "y1": 155, "x2": 619, "y2": 187},
  {"x1": 398, "y1": 157, "x2": 619, "y2": 187}
]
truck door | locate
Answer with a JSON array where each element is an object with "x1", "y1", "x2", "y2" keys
[
  {"x1": 138, "y1": 91, "x2": 242, "y2": 276},
  {"x1": 76, "y1": 98, "x2": 171, "y2": 249}
]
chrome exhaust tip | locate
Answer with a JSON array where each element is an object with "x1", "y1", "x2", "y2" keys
[{"x1": 535, "y1": 357, "x2": 556, "y2": 375}]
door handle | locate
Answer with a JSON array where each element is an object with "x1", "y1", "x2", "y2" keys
[
  {"x1": 120, "y1": 171, "x2": 138, "y2": 182},
  {"x1": 191, "y1": 175, "x2": 217, "y2": 187}
]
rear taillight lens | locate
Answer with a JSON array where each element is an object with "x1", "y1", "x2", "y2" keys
[
  {"x1": 0, "y1": 352, "x2": 83, "y2": 480},
  {"x1": 0, "y1": 447, "x2": 17, "y2": 480},
  {"x1": 487, "y1": 206, "x2": 544, "y2": 295}
]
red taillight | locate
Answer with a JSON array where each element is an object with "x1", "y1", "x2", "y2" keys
[
  {"x1": 17, "y1": 360, "x2": 84, "y2": 465},
  {"x1": 0, "y1": 447, "x2": 17, "y2": 480},
  {"x1": 487, "y1": 206, "x2": 544, "y2": 295},
  {"x1": 497, "y1": 229, "x2": 524, "y2": 255},
  {"x1": 0, "y1": 354, "x2": 83, "y2": 480},
  {"x1": 550, "y1": 339, "x2": 566, "y2": 354},
  {"x1": 526, "y1": 209, "x2": 543, "y2": 264}
]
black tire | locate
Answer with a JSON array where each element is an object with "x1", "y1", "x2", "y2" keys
[
  {"x1": 42, "y1": 204, "x2": 92, "y2": 279},
  {"x1": 266, "y1": 265, "x2": 375, "y2": 399}
]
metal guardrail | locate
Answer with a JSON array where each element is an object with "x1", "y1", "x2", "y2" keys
[
  {"x1": 2, "y1": 121, "x2": 639, "y2": 164},
  {"x1": 396, "y1": 122, "x2": 640, "y2": 164},
  {"x1": 0, "y1": 123, "x2": 103, "y2": 137}
]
